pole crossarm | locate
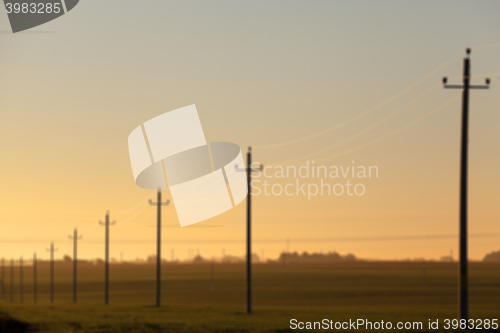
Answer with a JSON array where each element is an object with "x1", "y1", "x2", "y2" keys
[
  {"x1": 235, "y1": 164, "x2": 264, "y2": 173},
  {"x1": 99, "y1": 221, "x2": 116, "y2": 226},
  {"x1": 444, "y1": 84, "x2": 489, "y2": 89},
  {"x1": 149, "y1": 199, "x2": 170, "y2": 206},
  {"x1": 68, "y1": 235, "x2": 83, "y2": 240}
]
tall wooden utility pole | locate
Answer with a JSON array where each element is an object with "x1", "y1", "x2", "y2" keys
[
  {"x1": 33, "y1": 253, "x2": 37, "y2": 304},
  {"x1": 19, "y1": 257, "x2": 23, "y2": 303},
  {"x1": 99, "y1": 211, "x2": 116, "y2": 305},
  {"x1": 443, "y1": 47, "x2": 490, "y2": 320},
  {"x1": 237, "y1": 147, "x2": 263, "y2": 314},
  {"x1": 9, "y1": 259, "x2": 13, "y2": 303},
  {"x1": 46, "y1": 242, "x2": 58, "y2": 304},
  {"x1": 0, "y1": 258, "x2": 5, "y2": 299},
  {"x1": 149, "y1": 189, "x2": 170, "y2": 307},
  {"x1": 68, "y1": 228, "x2": 83, "y2": 304}
]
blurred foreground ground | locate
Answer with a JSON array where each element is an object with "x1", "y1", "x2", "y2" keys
[{"x1": 0, "y1": 261, "x2": 499, "y2": 332}]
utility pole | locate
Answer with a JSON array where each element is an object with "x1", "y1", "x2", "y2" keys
[
  {"x1": 285, "y1": 239, "x2": 290, "y2": 268},
  {"x1": 46, "y1": 242, "x2": 58, "y2": 304},
  {"x1": 443, "y1": 47, "x2": 491, "y2": 321},
  {"x1": 237, "y1": 146, "x2": 263, "y2": 314},
  {"x1": 19, "y1": 257, "x2": 23, "y2": 303},
  {"x1": 149, "y1": 189, "x2": 170, "y2": 307},
  {"x1": 9, "y1": 258, "x2": 13, "y2": 303},
  {"x1": 68, "y1": 228, "x2": 83, "y2": 304},
  {"x1": 422, "y1": 261, "x2": 427, "y2": 287},
  {"x1": 281, "y1": 250, "x2": 285, "y2": 269},
  {"x1": 33, "y1": 253, "x2": 37, "y2": 304},
  {"x1": 1, "y1": 258, "x2": 5, "y2": 299},
  {"x1": 210, "y1": 260, "x2": 215, "y2": 290},
  {"x1": 99, "y1": 211, "x2": 116, "y2": 305}
]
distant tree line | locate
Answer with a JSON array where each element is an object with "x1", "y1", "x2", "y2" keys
[
  {"x1": 483, "y1": 250, "x2": 500, "y2": 262},
  {"x1": 278, "y1": 251, "x2": 357, "y2": 263},
  {"x1": 2, "y1": 251, "x2": 359, "y2": 266}
]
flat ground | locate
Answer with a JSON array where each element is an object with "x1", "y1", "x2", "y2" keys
[{"x1": 0, "y1": 261, "x2": 499, "y2": 332}]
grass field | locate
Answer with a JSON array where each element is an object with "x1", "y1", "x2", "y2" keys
[{"x1": 0, "y1": 261, "x2": 499, "y2": 332}]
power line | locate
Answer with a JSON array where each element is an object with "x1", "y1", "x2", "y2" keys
[
  {"x1": 272, "y1": 82, "x2": 441, "y2": 165},
  {"x1": 255, "y1": 42, "x2": 500, "y2": 151},
  {"x1": 0, "y1": 233, "x2": 499, "y2": 245},
  {"x1": 255, "y1": 51, "x2": 463, "y2": 150},
  {"x1": 311, "y1": 95, "x2": 459, "y2": 163}
]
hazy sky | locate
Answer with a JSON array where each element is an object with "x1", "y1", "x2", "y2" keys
[{"x1": 1, "y1": 1, "x2": 500, "y2": 261}]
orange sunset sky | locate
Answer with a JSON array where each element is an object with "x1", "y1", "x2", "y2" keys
[{"x1": 1, "y1": 1, "x2": 500, "y2": 261}]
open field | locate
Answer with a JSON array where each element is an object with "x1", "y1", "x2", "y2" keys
[{"x1": 0, "y1": 261, "x2": 499, "y2": 332}]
